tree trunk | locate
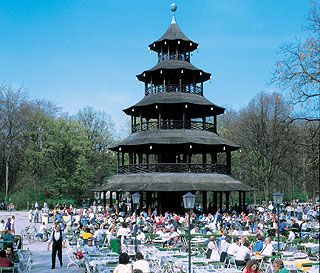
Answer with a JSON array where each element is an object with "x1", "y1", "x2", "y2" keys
[{"x1": 5, "y1": 157, "x2": 9, "y2": 202}]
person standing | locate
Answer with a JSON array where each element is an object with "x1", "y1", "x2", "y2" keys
[{"x1": 47, "y1": 223, "x2": 66, "y2": 269}]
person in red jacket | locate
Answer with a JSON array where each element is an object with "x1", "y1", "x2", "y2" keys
[{"x1": 0, "y1": 250, "x2": 13, "y2": 268}]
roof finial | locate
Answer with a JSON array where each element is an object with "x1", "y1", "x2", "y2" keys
[{"x1": 170, "y1": 3, "x2": 177, "y2": 24}]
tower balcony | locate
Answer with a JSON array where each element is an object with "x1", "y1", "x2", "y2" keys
[
  {"x1": 146, "y1": 83, "x2": 203, "y2": 96},
  {"x1": 132, "y1": 120, "x2": 215, "y2": 133},
  {"x1": 118, "y1": 163, "x2": 231, "y2": 175}
]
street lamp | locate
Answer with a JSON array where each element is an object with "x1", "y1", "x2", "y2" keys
[
  {"x1": 183, "y1": 192, "x2": 196, "y2": 273},
  {"x1": 132, "y1": 192, "x2": 141, "y2": 255},
  {"x1": 273, "y1": 192, "x2": 283, "y2": 253}
]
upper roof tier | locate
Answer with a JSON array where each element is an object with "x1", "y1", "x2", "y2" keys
[
  {"x1": 148, "y1": 16, "x2": 198, "y2": 53},
  {"x1": 137, "y1": 60, "x2": 211, "y2": 84},
  {"x1": 123, "y1": 92, "x2": 225, "y2": 117}
]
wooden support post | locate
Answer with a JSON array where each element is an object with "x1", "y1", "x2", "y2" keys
[
  {"x1": 202, "y1": 192, "x2": 207, "y2": 213},
  {"x1": 239, "y1": 191, "x2": 242, "y2": 212},
  {"x1": 103, "y1": 191, "x2": 106, "y2": 208},
  {"x1": 109, "y1": 191, "x2": 113, "y2": 207},
  {"x1": 213, "y1": 192, "x2": 218, "y2": 213},
  {"x1": 225, "y1": 192, "x2": 230, "y2": 211},
  {"x1": 242, "y1": 192, "x2": 246, "y2": 212},
  {"x1": 226, "y1": 151, "x2": 231, "y2": 174},
  {"x1": 219, "y1": 192, "x2": 223, "y2": 212}
]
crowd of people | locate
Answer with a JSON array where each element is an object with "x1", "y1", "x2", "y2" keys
[
  {"x1": 39, "y1": 200, "x2": 319, "y2": 271},
  {"x1": 0, "y1": 216, "x2": 20, "y2": 269},
  {"x1": 0, "y1": 199, "x2": 319, "y2": 272}
]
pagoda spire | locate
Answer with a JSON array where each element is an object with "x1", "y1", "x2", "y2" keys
[{"x1": 170, "y1": 3, "x2": 177, "y2": 24}]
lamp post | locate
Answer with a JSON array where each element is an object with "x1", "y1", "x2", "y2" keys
[
  {"x1": 183, "y1": 192, "x2": 196, "y2": 273},
  {"x1": 273, "y1": 192, "x2": 283, "y2": 253},
  {"x1": 132, "y1": 192, "x2": 141, "y2": 255}
]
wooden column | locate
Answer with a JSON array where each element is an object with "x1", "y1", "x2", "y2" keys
[
  {"x1": 103, "y1": 191, "x2": 106, "y2": 208},
  {"x1": 121, "y1": 152, "x2": 125, "y2": 166},
  {"x1": 158, "y1": 109, "x2": 161, "y2": 129},
  {"x1": 140, "y1": 113, "x2": 142, "y2": 131},
  {"x1": 202, "y1": 192, "x2": 207, "y2": 213},
  {"x1": 239, "y1": 191, "x2": 242, "y2": 212},
  {"x1": 225, "y1": 191, "x2": 230, "y2": 211},
  {"x1": 226, "y1": 151, "x2": 231, "y2": 174},
  {"x1": 219, "y1": 192, "x2": 223, "y2": 212},
  {"x1": 109, "y1": 191, "x2": 113, "y2": 207},
  {"x1": 116, "y1": 192, "x2": 120, "y2": 215},
  {"x1": 146, "y1": 192, "x2": 151, "y2": 215},
  {"x1": 242, "y1": 192, "x2": 246, "y2": 212},
  {"x1": 214, "y1": 115, "x2": 217, "y2": 133},
  {"x1": 131, "y1": 115, "x2": 134, "y2": 132},
  {"x1": 213, "y1": 192, "x2": 218, "y2": 213},
  {"x1": 139, "y1": 191, "x2": 143, "y2": 211},
  {"x1": 202, "y1": 153, "x2": 207, "y2": 167}
]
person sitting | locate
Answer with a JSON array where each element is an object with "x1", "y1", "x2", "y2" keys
[
  {"x1": 36, "y1": 222, "x2": 47, "y2": 240},
  {"x1": 243, "y1": 259, "x2": 263, "y2": 273},
  {"x1": 287, "y1": 228, "x2": 295, "y2": 242},
  {"x1": 252, "y1": 234, "x2": 264, "y2": 253},
  {"x1": 0, "y1": 250, "x2": 13, "y2": 268},
  {"x1": 260, "y1": 237, "x2": 274, "y2": 257},
  {"x1": 133, "y1": 252, "x2": 150, "y2": 273},
  {"x1": 5, "y1": 246, "x2": 19, "y2": 264},
  {"x1": 220, "y1": 235, "x2": 231, "y2": 263},
  {"x1": 227, "y1": 237, "x2": 240, "y2": 256},
  {"x1": 206, "y1": 236, "x2": 220, "y2": 261},
  {"x1": 82, "y1": 238, "x2": 99, "y2": 255},
  {"x1": 273, "y1": 259, "x2": 289, "y2": 273},
  {"x1": 235, "y1": 241, "x2": 251, "y2": 267},
  {"x1": 168, "y1": 234, "x2": 183, "y2": 249},
  {"x1": 2, "y1": 230, "x2": 14, "y2": 249},
  {"x1": 113, "y1": 253, "x2": 132, "y2": 273}
]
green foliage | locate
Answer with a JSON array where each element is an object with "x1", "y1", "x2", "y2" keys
[{"x1": 0, "y1": 87, "x2": 117, "y2": 209}]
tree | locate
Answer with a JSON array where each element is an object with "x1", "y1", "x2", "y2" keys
[
  {"x1": 220, "y1": 93, "x2": 293, "y2": 202},
  {"x1": 271, "y1": 1, "x2": 320, "y2": 121},
  {"x1": 75, "y1": 107, "x2": 117, "y2": 186},
  {"x1": 0, "y1": 85, "x2": 30, "y2": 201}
]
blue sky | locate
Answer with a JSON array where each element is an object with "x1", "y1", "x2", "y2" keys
[{"x1": 0, "y1": 0, "x2": 311, "y2": 133}]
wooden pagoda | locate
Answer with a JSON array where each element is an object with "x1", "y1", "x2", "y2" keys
[{"x1": 96, "y1": 5, "x2": 254, "y2": 213}]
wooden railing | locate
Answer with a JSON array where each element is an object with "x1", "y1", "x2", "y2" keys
[
  {"x1": 118, "y1": 163, "x2": 230, "y2": 175},
  {"x1": 158, "y1": 53, "x2": 190, "y2": 62},
  {"x1": 132, "y1": 120, "x2": 215, "y2": 133},
  {"x1": 146, "y1": 84, "x2": 203, "y2": 96}
]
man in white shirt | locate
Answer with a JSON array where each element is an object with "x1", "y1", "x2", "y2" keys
[
  {"x1": 235, "y1": 241, "x2": 251, "y2": 266},
  {"x1": 260, "y1": 237, "x2": 274, "y2": 257},
  {"x1": 287, "y1": 229, "x2": 295, "y2": 241},
  {"x1": 133, "y1": 252, "x2": 150, "y2": 272},
  {"x1": 117, "y1": 223, "x2": 129, "y2": 237},
  {"x1": 36, "y1": 222, "x2": 47, "y2": 240},
  {"x1": 227, "y1": 237, "x2": 240, "y2": 256},
  {"x1": 47, "y1": 223, "x2": 66, "y2": 269}
]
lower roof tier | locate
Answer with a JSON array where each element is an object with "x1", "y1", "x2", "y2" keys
[
  {"x1": 109, "y1": 129, "x2": 239, "y2": 152},
  {"x1": 123, "y1": 92, "x2": 225, "y2": 117},
  {"x1": 94, "y1": 173, "x2": 255, "y2": 192}
]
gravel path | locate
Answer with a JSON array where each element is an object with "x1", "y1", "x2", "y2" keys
[{"x1": 0, "y1": 211, "x2": 79, "y2": 272}]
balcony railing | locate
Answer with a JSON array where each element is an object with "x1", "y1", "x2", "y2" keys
[
  {"x1": 158, "y1": 53, "x2": 190, "y2": 62},
  {"x1": 146, "y1": 84, "x2": 203, "y2": 96},
  {"x1": 118, "y1": 163, "x2": 230, "y2": 175},
  {"x1": 132, "y1": 120, "x2": 215, "y2": 133}
]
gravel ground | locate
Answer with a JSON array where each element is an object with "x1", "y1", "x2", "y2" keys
[{"x1": 0, "y1": 211, "x2": 80, "y2": 273}]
